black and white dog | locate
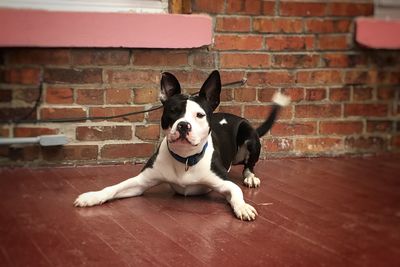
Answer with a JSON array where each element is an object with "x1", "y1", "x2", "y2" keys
[{"x1": 74, "y1": 71, "x2": 290, "y2": 221}]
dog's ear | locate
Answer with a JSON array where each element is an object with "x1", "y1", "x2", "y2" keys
[
  {"x1": 160, "y1": 72, "x2": 181, "y2": 103},
  {"x1": 199, "y1": 70, "x2": 221, "y2": 111}
]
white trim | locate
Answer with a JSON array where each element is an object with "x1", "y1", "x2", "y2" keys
[{"x1": 0, "y1": 0, "x2": 168, "y2": 13}]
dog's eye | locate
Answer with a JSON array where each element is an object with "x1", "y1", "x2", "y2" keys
[{"x1": 196, "y1": 113, "x2": 205, "y2": 119}]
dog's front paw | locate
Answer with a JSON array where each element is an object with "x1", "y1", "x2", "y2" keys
[
  {"x1": 74, "y1": 191, "x2": 108, "y2": 207},
  {"x1": 243, "y1": 173, "x2": 260, "y2": 188},
  {"x1": 234, "y1": 203, "x2": 258, "y2": 221}
]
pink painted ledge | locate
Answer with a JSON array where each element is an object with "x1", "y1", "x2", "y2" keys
[
  {"x1": 0, "y1": 9, "x2": 212, "y2": 48},
  {"x1": 356, "y1": 17, "x2": 400, "y2": 49}
]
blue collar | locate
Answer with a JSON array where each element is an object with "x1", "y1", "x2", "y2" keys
[{"x1": 168, "y1": 142, "x2": 208, "y2": 171}]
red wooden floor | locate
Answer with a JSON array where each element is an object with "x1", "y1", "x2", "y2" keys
[{"x1": 0, "y1": 156, "x2": 399, "y2": 266}]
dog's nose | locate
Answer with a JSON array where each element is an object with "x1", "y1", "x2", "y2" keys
[{"x1": 177, "y1": 121, "x2": 191, "y2": 134}]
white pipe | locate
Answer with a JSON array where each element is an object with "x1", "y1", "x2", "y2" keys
[{"x1": 0, "y1": 135, "x2": 68, "y2": 146}]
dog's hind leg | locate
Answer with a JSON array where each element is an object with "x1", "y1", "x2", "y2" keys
[
  {"x1": 242, "y1": 140, "x2": 261, "y2": 188},
  {"x1": 74, "y1": 168, "x2": 161, "y2": 207}
]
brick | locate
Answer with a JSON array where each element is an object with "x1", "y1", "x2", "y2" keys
[
  {"x1": 134, "y1": 88, "x2": 159, "y2": 104},
  {"x1": 271, "y1": 122, "x2": 316, "y2": 136},
  {"x1": 263, "y1": 138, "x2": 293, "y2": 152},
  {"x1": 272, "y1": 54, "x2": 319, "y2": 68},
  {"x1": 9, "y1": 146, "x2": 40, "y2": 161},
  {"x1": 370, "y1": 52, "x2": 400, "y2": 68},
  {"x1": 0, "y1": 146, "x2": 8, "y2": 158},
  {"x1": 193, "y1": 0, "x2": 225, "y2": 13},
  {"x1": 345, "y1": 137, "x2": 386, "y2": 151},
  {"x1": 107, "y1": 70, "x2": 159, "y2": 85},
  {"x1": 258, "y1": 88, "x2": 276, "y2": 103},
  {"x1": 13, "y1": 88, "x2": 40, "y2": 103},
  {"x1": 76, "y1": 126, "x2": 132, "y2": 141},
  {"x1": 192, "y1": 52, "x2": 216, "y2": 68},
  {"x1": 217, "y1": 105, "x2": 242, "y2": 116},
  {"x1": 295, "y1": 104, "x2": 341, "y2": 118},
  {"x1": 353, "y1": 87, "x2": 373, "y2": 101},
  {"x1": 345, "y1": 70, "x2": 377, "y2": 85},
  {"x1": 71, "y1": 49, "x2": 129, "y2": 65},
  {"x1": 389, "y1": 71, "x2": 400, "y2": 84},
  {"x1": 14, "y1": 127, "x2": 58, "y2": 137},
  {"x1": 253, "y1": 18, "x2": 303, "y2": 33},
  {"x1": 76, "y1": 89, "x2": 104, "y2": 105},
  {"x1": 135, "y1": 125, "x2": 160, "y2": 141},
  {"x1": 344, "y1": 104, "x2": 389, "y2": 117},
  {"x1": 247, "y1": 71, "x2": 294, "y2": 86},
  {"x1": 305, "y1": 88, "x2": 326, "y2": 101},
  {"x1": 377, "y1": 87, "x2": 395, "y2": 100},
  {"x1": 44, "y1": 68, "x2": 102, "y2": 84},
  {"x1": 147, "y1": 107, "x2": 163, "y2": 122},
  {"x1": 0, "y1": 127, "x2": 9, "y2": 137},
  {"x1": 133, "y1": 50, "x2": 188, "y2": 66},
  {"x1": 295, "y1": 138, "x2": 342, "y2": 153},
  {"x1": 317, "y1": 35, "x2": 349, "y2": 50},
  {"x1": 329, "y1": 3, "x2": 373, "y2": 16},
  {"x1": 392, "y1": 135, "x2": 400, "y2": 148},
  {"x1": 266, "y1": 36, "x2": 314, "y2": 51},
  {"x1": 101, "y1": 143, "x2": 155, "y2": 159},
  {"x1": 262, "y1": 1, "x2": 275, "y2": 15},
  {"x1": 0, "y1": 108, "x2": 36, "y2": 121},
  {"x1": 214, "y1": 35, "x2": 263, "y2": 50},
  {"x1": 172, "y1": 70, "x2": 209, "y2": 86},
  {"x1": 367, "y1": 120, "x2": 393, "y2": 133},
  {"x1": 226, "y1": 0, "x2": 262, "y2": 15},
  {"x1": 322, "y1": 54, "x2": 349, "y2": 67},
  {"x1": 322, "y1": 53, "x2": 367, "y2": 68},
  {"x1": 220, "y1": 88, "x2": 234, "y2": 101},
  {"x1": 329, "y1": 87, "x2": 350, "y2": 101},
  {"x1": 216, "y1": 17, "x2": 251, "y2": 32},
  {"x1": 7, "y1": 49, "x2": 70, "y2": 65},
  {"x1": 220, "y1": 53, "x2": 270, "y2": 68},
  {"x1": 305, "y1": 19, "x2": 351, "y2": 33},
  {"x1": 244, "y1": 105, "x2": 291, "y2": 120},
  {"x1": 89, "y1": 107, "x2": 144, "y2": 122},
  {"x1": 0, "y1": 89, "x2": 12, "y2": 102},
  {"x1": 4, "y1": 68, "x2": 41, "y2": 85},
  {"x1": 219, "y1": 71, "x2": 246, "y2": 85},
  {"x1": 320, "y1": 121, "x2": 363, "y2": 135},
  {"x1": 42, "y1": 145, "x2": 98, "y2": 161},
  {"x1": 296, "y1": 70, "x2": 342, "y2": 85},
  {"x1": 40, "y1": 108, "x2": 86, "y2": 120},
  {"x1": 184, "y1": 87, "x2": 198, "y2": 96},
  {"x1": 280, "y1": 2, "x2": 327, "y2": 16},
  {"x1": 46, "y1": 87, "x2": 73, "y2": 104},
  {"x1": 234, "y1": 88, "x2": 257, "y2": 102},
  {"x1": 281, "y1": 88, "x2": 304, "y2": 102},
  {"x1": 376, "y1": 71, "x2": 400, "y2": 85},
  {"x1": 105, "y1": 88, "x2": 132, "y2": 104}
]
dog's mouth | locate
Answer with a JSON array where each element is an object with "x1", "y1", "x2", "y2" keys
[{"x1": 168, "y1": 135, "x2": 199, "y2": 146}]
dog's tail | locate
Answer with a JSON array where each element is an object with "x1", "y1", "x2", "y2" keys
[{"x1": 256, "y1": 92, "x2": 291, "y2": 137}]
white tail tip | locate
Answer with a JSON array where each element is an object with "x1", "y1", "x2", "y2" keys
[{"x1": 272, "y1": 92, "x2": 291, "y2": 107}]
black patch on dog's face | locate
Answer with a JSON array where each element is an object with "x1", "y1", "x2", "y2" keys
[
  {"x1": 188, "y1": 95, "x2": 213, "y2": 130},
  {"x1": 161, "y1": 94, "x2": 189, "y2": 130}
]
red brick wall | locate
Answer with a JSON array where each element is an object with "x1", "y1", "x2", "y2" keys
[{"x1": 1, "y1": 0, "x2": 399, "y2": 165}]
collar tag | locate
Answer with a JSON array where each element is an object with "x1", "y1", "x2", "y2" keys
[{"x1": 185, "y1": 158, "x2": 189, "y2": 171}]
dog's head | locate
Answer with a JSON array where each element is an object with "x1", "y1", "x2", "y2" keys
[{"x1": 160, "y1": 70, "x2": 221, "y2": 156}]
